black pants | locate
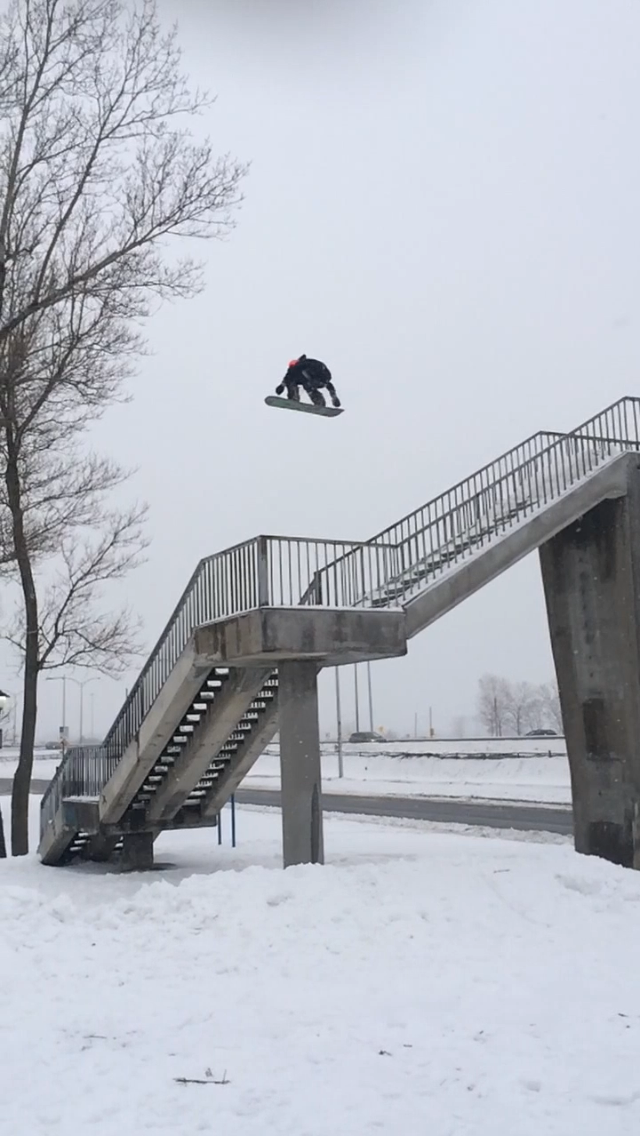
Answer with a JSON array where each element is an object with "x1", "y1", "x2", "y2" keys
[{"x1": 285, "y1": 381, "x2": 327, "y2": 406}]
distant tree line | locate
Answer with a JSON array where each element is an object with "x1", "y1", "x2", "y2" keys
[{"x1": 477, "y1": 674, "x2": 562, "y2": 737}]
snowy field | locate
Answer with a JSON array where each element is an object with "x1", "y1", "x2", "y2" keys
[
  {"x1": 0, "y1": 741, "x2": 572, "y2": 805},
  {"x1": 0, "y1": 748, "x2": 61, "y2": 781},
  {"x1": 250, "y1": 743, "x2": 571, "y2": 805},
  {"x1": 0, "y1": 800, "x2": 639, "y2": 1135}
]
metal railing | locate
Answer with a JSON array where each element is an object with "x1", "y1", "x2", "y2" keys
[
  {"x1": 372, "y1": 430, "x2": 567, "y2": 549},
  {"x1": 99, "y1": 535, "x2": 398, "y2": 764},
  {"x1": 371, "y1": 402, "x2": 640, "y2": 554},
  {"x1": 40, "y1": 745, "x2": 119, "y2": 839},
  {"x1": 312, "y1": 397, "x2": 640, "y2": 609},
  {"x1": 40, "y1": 535, "x2": 398, "y2": 829},
  {"x1": 40, "y1": 396, "x2": 640, "y2": 837}
]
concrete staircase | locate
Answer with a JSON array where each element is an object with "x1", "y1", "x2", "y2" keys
[
  {"x1": 39, "y1": 662, "x2": 281, "y2": 866},
  {"x1": 38, "y1": 396, "x2": 640, "y2": 868}
]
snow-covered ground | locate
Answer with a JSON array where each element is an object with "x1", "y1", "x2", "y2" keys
[
  {"x1": 1, "y1": 800, "x2": 639, "y2": 1135},
  {"x1": 0, "y1": 748, "x2": 61, "y2": 781},
  {"x1": 313, "y1": 737, "x2": 567, "y2": 757},
  {"x1": 0, "y1": 741, "x2": 571, "y2": 804},
  {"x1": 250, "y1": 745, "x2": 571, "y2": 805}
]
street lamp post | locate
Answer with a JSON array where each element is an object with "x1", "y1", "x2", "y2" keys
[
  {"x1": 4, "y1": 691, "x2": 18, "y2": 746},
  {"x1": 366, "y1": 662, "x2": 374, "y2": 733},
  {"x1": 67, "y1": 677, "x2": 99, "y2": 744},
  {"x1": 0, "y1": 690, "x2": 10, "y2": 749},
  {"x1": 46, "y1": 675, "x2": 98, "y2": 748},
  {"x1": 353, "y1": 664, "x2": 360, "y2": 733},
  {"x1": 335, "y1": 667, "x2": 344, "y2": 779},
  {"x1": 46, "y1": 675, "x2": 67, "y2": 751}
]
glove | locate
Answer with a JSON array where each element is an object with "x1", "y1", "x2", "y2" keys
[
  {"x1": 275, "y1": 384, "x2": 284, "y2": 395},
  {"x1": 332, "y1": 396, "x2": 341, "y2": 408}
]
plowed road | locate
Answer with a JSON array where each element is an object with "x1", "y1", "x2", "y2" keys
[
  {"x1": 235, "y1": 787, "x2": 572, "y2": 835},
  {"x1": 0, "y1": 779, "x2": 572, "y2": 836}
]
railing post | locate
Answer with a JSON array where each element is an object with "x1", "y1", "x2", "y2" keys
[{"x1": 257, "y1": 536, "x2": 269, "y2": 607}]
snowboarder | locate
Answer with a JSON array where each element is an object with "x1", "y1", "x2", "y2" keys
[{"x1": 275, "y1": 355, "x2": 341, "y2": 408}]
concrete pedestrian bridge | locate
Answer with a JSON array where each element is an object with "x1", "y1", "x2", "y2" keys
[{"x1": 39, "y1": 397, "x2": 640, "y2": 871}]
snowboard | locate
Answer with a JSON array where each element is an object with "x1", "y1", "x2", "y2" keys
[{"x1": 265, "y1": 395, "x2": 343, "y2": 417}]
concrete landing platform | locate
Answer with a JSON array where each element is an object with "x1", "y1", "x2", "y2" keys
[{"x1": 194, "y1": 606, "x2": 408, "y2": 667}]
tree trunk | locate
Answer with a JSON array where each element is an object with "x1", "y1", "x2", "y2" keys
[
  {"x1": 12, "y1": 630, "x2": 38, "y2": 855},
  {"x1": 5, "y1": 444, "x2": 39, "y2": 856}
]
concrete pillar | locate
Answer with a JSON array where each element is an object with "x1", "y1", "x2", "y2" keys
[
  {"x1": 120, "y1": 831, "x2": 155, "y2": 871},
  {"x1": 539, "y1": 464, "x2": 640, "y2": 868},
  {"x1": 278, "y1": 661, "x2": 324, "y2": 868}
]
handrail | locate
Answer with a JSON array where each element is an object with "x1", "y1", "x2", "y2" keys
[
  {"x1": 370, "y1": 400, "x2": 640, "y2": 550},
  {"x1": 370, "y1": 430, "x2": 568, "y2": 544},
  {"x1": 40, "y1": 533, "x2": 398, "y2": 825},
  {"x1": 316, "y1": 396, "x2": 640, "y2": 609}
]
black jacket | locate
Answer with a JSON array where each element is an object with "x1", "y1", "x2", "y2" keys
[{"x1": 285, "y1": 355, "x2": 333, "y2": 389}]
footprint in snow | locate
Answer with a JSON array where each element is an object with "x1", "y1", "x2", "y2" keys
[
  {"x1": 592, "y1": 1090, "x2": 640, "y2": 1107},
  {"x1": 266, "y1": 893, "x2": 293, "y2": 907}
]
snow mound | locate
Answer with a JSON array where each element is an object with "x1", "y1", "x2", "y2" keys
[
  {"x1": 250, "y1": 750, "x2": 571, "y2": 804},
  {"x1": 1, "y1": 808, "x2": 640, "y2": 1135}
]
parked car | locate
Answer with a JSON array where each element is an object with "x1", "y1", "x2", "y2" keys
[
  {"x1": 525, "y1": 729, "x2": 558, "y2": 737},
  {"x1": 348, "y1": 731, "x2": 385, "y2": 743}
]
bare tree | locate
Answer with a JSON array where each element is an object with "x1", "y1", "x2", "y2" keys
[
  {"x1": 450, "y1": 715, "x2": 467, "y2": 738},
  {"x1": 0, "y1": 691, "x2": 13, "y2": 857},
  {"x1": 0, "y1": 0, "x2": 246, "y2": 853},
  {"x1": 477, "y1": 674, "x2": 564, "y2": 741},
  {"x1": 5, "y1": 498, "x2": 147, "y2": 669},
  {"x1": 477, "y1": 674, "x2": 510, "y2": 737},
  {"x1": 503, "y1": 681, "x2": 540, "y2": 737},
  {"x1": 539, "y1": 680, "x2": 563, "y2": 733}
]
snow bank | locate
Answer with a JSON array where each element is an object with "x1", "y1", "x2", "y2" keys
[
  {"x1": 313, "y1": 737, "x2": 567, "y2": 756},
  {"x1": 1, "y1": 742, "x2": 572, "y2": 804},
  {"x1": 0, "y1": 749, "x2": 61, "y2": 781},
  {"x1": 250, "y1": 749, "x2": 571, "y2": 804},
  {"x1": 0, "y1": 806, "x2": 639, "y2": 1135}
]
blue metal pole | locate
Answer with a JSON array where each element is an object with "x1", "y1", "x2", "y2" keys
[
  {"x1": 231, "y1": 794, "x2": 236, "y2": 847},
  {"x1": 217, "y1": 809, "x2": 222, "y2": 845}
]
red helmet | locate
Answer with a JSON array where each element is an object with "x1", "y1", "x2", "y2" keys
[{"x1": 288, "y1": 357, "x2": 299, "y2": 368}]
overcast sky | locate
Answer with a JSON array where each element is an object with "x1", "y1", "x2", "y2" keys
[{"x1": 17, "y1": 0, "x2": 640, "y2": 741}]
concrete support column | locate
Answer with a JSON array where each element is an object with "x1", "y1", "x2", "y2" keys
[
  {"x1": 121, "y1": 831, "x2": 155, "y2": 871},
  {"x1": 278, "y1": 661, "x2": 324, "y2": 868},
  {"x1": 540, "y1": 464, "x2": 640, "y2": 868}
]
